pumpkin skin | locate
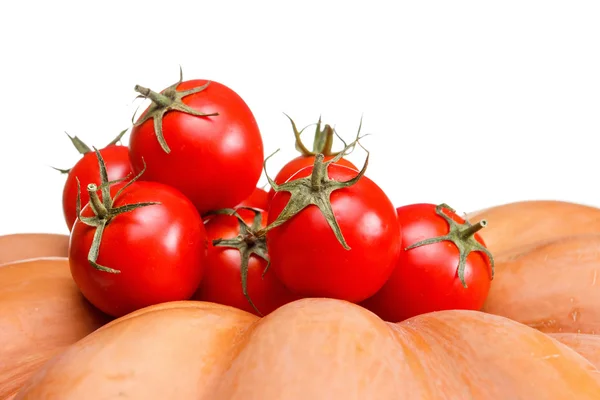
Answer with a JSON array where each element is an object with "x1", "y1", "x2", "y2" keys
[
  {"x1": 0, "y1": 233, "x2": 69, "y2": 266},
  {"x1": 550, "y1": 333, "x2": 600, "y2": 369},
  {"x1": 15, "y1": 299, "x2": 600, "y2": 399},
  {"x1": 0, "y1": 258, "x2": 111, "y2": 399},
  {"x1": 466, "y1": 200, "x2": 600, "y2": 257},
  {"x1": 483, "y1": 234, "x2": 600, "y2": 334}
]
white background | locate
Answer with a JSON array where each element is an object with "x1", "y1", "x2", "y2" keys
[{"x1": 1, "y1": 1, "x2": 599, "y2": 236}]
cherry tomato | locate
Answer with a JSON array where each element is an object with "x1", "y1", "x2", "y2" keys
[
  {"x1": 129, "y1": 74, "x2": 264, "y2": 216},
  {"x1": 236, "y1": 187, "x2": 269, "y2": 210},
  {"x1": 193, "y1": 208, "x2": 299, "y2": 316},
  {"x1": 360, "y1": 203, "x2": 495, "y2": 322},
  {"x1": 58, "y1": 132, "x2": 132, "y2": 231},
  {"x1": 266, "y1": 155, "x2": 356, "y2": 204},
  {"x1": 266, "y1": 115, "x2": 358, "y2": 205},
  {"x1": 266, "y1": 160, "x2": 401, "y2": 303},
  {"x1": 69, "y1": 152, "x2": 207, "y2": 318}
]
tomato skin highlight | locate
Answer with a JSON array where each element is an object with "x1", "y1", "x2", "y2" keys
[
  {"x1": 360, "y1": 203, "x2": 493, "y2": 322},
  {"x1": 129, "y1": 79, "x2": 264, "y2": 216},
  {"x1": 193, "y1": 208, "x2": 299, "y2": 316},
  {"x1": 62, "y1": 145, "x2": 132, "y2": 231},
  {"x1": 266, "y1": 155, "x2": 356, "y2": 205},
  {"x1": 69, "y1": 181, "x2": 207, "y2": 318},
  {"x1": 266, "y1": 164, "x2": 401, "y2": 303}
]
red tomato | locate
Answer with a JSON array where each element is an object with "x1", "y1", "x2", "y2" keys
[
  {"x1": 266, "y1": 155, "x2": 357, "y2": 204},
  {"x1": 266, "y1": 116, "x2": 358, "y2": 205},
  {"x1": 360, "y1": 203, "x2": 495, "y2": 322},
  {"x1": 266, "y1": 160, "x2": 401, "y2": 303},
  {"x1": 69, "y1": 159, "x2": 207, "y2": 318},
  {"x1": 58, "y1": 133, "x2": 133, "y2": 230},
  {"x1": 236, "y1": 187, "x2": 269, "y2": 210},
  {"x1": 129, "y1": 75, "x2": 264, "y2": 216},
  {"x1": 193, "y1": 208, "x2": 299, "y2": 316}
]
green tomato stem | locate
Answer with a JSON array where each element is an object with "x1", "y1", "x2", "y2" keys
[
  {"x1": 87, "y1": 184, "x2": 108, "y2": 219},
  {"x1": 134, "y1": 85, "x2": 172, "y2": 108},
  {"x1": 460, "y1": 220, "x2": 487, "y2": 239},
  {"x1": 310, "y1": 154, "x2": 326, "y2": 190}
]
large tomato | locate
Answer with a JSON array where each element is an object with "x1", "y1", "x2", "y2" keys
[
  {"x1": 69, "y1": 151, "x2": 207, "y2": 318},
  {"x1": 266, "y1": 115, "x2": 358, "y2": 204},
  {"x1": 57, "y1": 131, "x2": 132, "y2": 230},
  {"x1": 193, "y1": 208, "x2": 299, "y2": 316},
  {"x1": 128, "y1": 71, "x2": 264, "y2": 216},
  {"x1": 265, "y1": 150, "x2": 401, "y2": 303},
  {"x1": 360, "y1": 203, "x2": 495, "y2": 322}
]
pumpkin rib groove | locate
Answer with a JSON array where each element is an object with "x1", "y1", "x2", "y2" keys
[
  {"x1": 0, "y1": 233, "x2": 69, "y2": 267},
  {"x1": 483, "y1": 234, "x2": 600, "y2": 334},
  {"x1": 0, "y1": 257, "x2": 110, "y2": 400},
  {"x1": 466, "y1": 200, "x2": 600, "y2": 257}
]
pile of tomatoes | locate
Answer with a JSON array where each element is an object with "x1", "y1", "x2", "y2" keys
[{"x1": 58, "y1": 70, "x2": 495, "y2": 322}]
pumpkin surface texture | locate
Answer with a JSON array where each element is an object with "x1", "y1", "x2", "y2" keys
[
  {"x1": 483, "y1": 234, "x2": 600, "y2": 334},
  {"x1": 15, "y1": 298, "x2": 600, "y2": 400},
  {"x1": 550, "y1": 333, "x2": 600, "y2": 369},
  {"x1": 0, "y1": 233, "x2": 69, "y2": 266},
  {"x1": 466, "y1": 200, "x2": 600, "y2": 257},
  {"x1": 0, "y1": 257, "x2": 111, "y2": 399}
]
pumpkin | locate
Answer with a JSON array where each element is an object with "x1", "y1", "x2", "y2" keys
[
  {"x1": 550, "y1": 333, "x2": 600, "y2": 369},
  {"x1": 15, "y1": 298, "x2": 600, "y2": 399},
  {"x1": 465, "y1": 200, "x2": 600, "y2": 257},
  {"x1": 0, "y1": 257, "x2": 111, "y2": 399},
  {"x1": 0, "y1": 233, "x2": 69, "y2": 266},
  {"x1": 483, "y1": 234, "x2": 600, "y2": 334}
]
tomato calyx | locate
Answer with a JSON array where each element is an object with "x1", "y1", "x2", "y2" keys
[
  {"x1": 209, "y1": 207, "x2": 269, "y2": 316},
  {"x1": 286, "y1": 114, "x2": 363, "y2": 158},
  {"x1": 51, "y1": 129, "x2": 128, "y2": 174},
  {"x1": 287, "y1": 114, "x2": 336, "y2": 156},
  {"x1": 405, "y1": 203, "x2": 495, "y2": 288},
  {"x1": 65, "y1": 132, "x2": 92, "y2": 155},
  {"x1": 75, "y1": 149, "x2": 160, "y2": 274},
  {"x1": 132, "y1": 68, "x2": 220, "y2": 154},
  {"x1": 260, "y1": 138, "x2": 369, "y2": 250}
]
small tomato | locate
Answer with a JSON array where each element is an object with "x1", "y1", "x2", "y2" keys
[
  {"x1": 56, "y1": 130, "x2": 132, "y2": 231},
  {"x1": 69, "y1": 150, "x2": 207, "y2": 318},
  {"x1": 129, "y1": 71, "x2": 264, "y2": 216},
  {"x1": 266, "y1": 115, "x2": 358, "y2": 205},
  {"x1": 265, "y1": 141, "x2": 401, "y2": 303},
  {"x1": 360, "y1": 203, "x2": 495, "y2": 322},
  {"x1": 193, "y1": 207, "x2": 299, "y2": 316}
]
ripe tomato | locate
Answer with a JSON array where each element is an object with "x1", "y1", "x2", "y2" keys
[
  {"x1": 360, "y1": 203, "x2": 495, "y2": 322},
  {"x1": 265, "y1": 151, "x2": 401, "y2": 303},
  {"x1": 129, "y1": 72, "x2": 264, "y2": 216},
  {"x1": 69, "y1": 151, "x2": 207, "y2": 318},
  {"x1": 236, "y1": 187, "x2": 269, "y2": 210},
  {"x1": 193, "y1": 208, "x2": 299, "y2": 316},
  {"x1": 57, "y1": 132, "x2": 132, "y2": 230},
  {"x1": 266, "y1": 115, "x2": 358, "y2": 204},
  {"x1": 267, "y1": 156, "x2": 356, "y2": 204}
]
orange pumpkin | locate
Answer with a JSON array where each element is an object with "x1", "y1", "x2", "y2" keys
[
  {"x1": 15, "y1": 298, "x2": 600, "y2": 399},
  {"x1": 550, "y1": 333, "x2": 600, "y2": 369},
  {"x1": 466, "y1": 200, "x2": 600, "y2": 257},
  {"x1": 483, "y1": 234, "x2": 600, "y2": 334},
  {"x1": 0, "y1": 257, "x2": 111, "y2": 399},
  {"x1": 0, "y1": 233, "x2": 69, "y2": 266}
]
